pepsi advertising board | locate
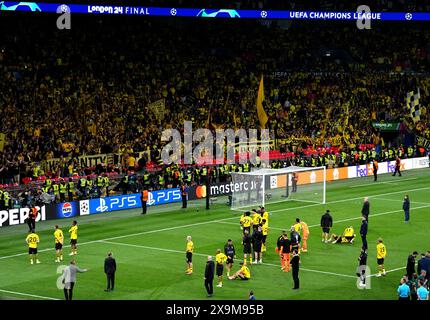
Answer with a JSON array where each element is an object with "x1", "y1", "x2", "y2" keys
[{"x1": 55, "y1": 201, "x2": 79, "y2": 219}]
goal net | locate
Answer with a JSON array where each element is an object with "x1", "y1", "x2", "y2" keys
[{"x1": 230, "y1": 166, "x2": 326, "y2": 210}]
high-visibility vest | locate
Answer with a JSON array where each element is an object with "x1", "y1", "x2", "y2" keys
[
  {"x1": 141, "y1": 190, "x2": 149, "y2": 201},
  {"x1": 80, "y1": 178, "x2": 87, "y2": 187},
  {"x1": 68, "y1": 181, "x2": 75, "y2": 192},
  {"x1": 158, "y1": 175, "x2": 164, "y2": 185},
  {"x1": 97, "y1": 176, "x2": 104, "y2": 187},
  {"x1": 86, "y1": 179, "x2": 92, "y2": 187},
  {"x1": 104, "y1": 177, "x2": 109, "y2": 186},
  {"x1": 45, "y1": 179, "x2": 52, "y2": 187},
  {"x1": 3, "y1": 194, "x2": 10, "y2": 207},
  {"x1": 53, "y1": 184, "x2": 59, "y2": 195},
  {"x1": 60, "y1": 184, "x2": 67, "y2": 194}
]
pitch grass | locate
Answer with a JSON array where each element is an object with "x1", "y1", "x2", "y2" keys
[{"x1": 0, "y1": 168, "x2": 429, "y2": 300}]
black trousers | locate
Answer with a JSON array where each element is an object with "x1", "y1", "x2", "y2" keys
[
  {"x1": 373, "y1": 170, "x2": 378, "y2": 181},
  {"x1": 292, "y1": 269, "x2": 300, "y2": 289},
  {"x1": 60, "y1": 193, "x2": 66, "y2": 203},
  {"x1": 68, "y1": 192, "x2": 74, "y2": 202},
  {"x1": 106, "y1": 273, "x2": 115, "y2": 290},
  {"x1": 27, "y1": 219, "x2": 35, "y2": 231},
  {"x1": 361, "y1": 234, "x2": 368, "y2": 250},
  {"x1": 393, "y1": 166, "x2": 402, "y2": 176},
  {"x1": 141, "y1": 200, "x2": 147, "y2": 214},
  {"x1": 182, "y1": 195, "x2": 187, "y2": 208},
  {"x1": 204, "y1": 279, "x2": 213, "y2": 295},
  {"x1": 64, "y1": 282, "x2": 75, "y2": 300}
]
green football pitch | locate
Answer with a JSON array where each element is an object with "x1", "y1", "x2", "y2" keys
[{"x1": 1, "y1": 168, "x2": 429, "y2": 300}]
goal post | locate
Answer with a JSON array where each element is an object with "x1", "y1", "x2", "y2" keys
[{"x1": 229, "y1": 166, "x2": 326, "y2": 210}]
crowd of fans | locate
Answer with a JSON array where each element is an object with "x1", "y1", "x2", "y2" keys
[{"x1": 1, "y1": 15, "x2": 430, "y2": 195}]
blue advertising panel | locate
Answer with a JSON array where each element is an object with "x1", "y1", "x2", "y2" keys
[
  {"x1": 0, "y1": 2, "x2": 429, "y2": 21},
  {"x1": 55, "y1": 201, "x2": 79, "y2": 219},
  {"x1": 87, "y1": 188, "x2": 182, "y2": 215}
]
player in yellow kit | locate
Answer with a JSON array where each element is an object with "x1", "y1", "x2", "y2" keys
[
  {"x1": 228, "y1": 262, "x2": 251, "y2": 280},
  {"x1": 251, "y1": 209, "x2": 261, "y2": 233},
  {"x1": 240, "y1": 211, "x2": 252, "y2": 234},
  {"x1": 376, "y1": 238, "x2": 387, "y2": 277},
  {"x1": 68, "y1": 220, "x2": 78, "y2": 256},
  {"x1": 259, "y1": 207, "x2": 269, "y2": 224},
  {"x1": 261, "y1": 219, "x2": 269, "y2": 253},
  {"x1": 215, "y1": 249, "x2": 228, "y2": 287},
  {"x1": 26, "y1": 229, "x2": 40, "y2": 264},
  {"x1": 185, "y1": 235, "x2": 194, "y2": 275},
  {"x1": 54, "y1": 225, "x2": 64, "y2": 263}
]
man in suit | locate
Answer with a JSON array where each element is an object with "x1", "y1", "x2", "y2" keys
[
  {"x1": 104, "y1": 252, "x2": 117, "y2": 292},
  {"x1": 291, "y1": 250, "x2": 300, "y2": 290},
  {"x1": 62, "y1": 260, "x2": 88, "y2": 300},
  {"x1": 361, "y1": 197, "x2": 370, "y2": 223},
  {"x1": 360, "y1": 216, "x2": 368, "y2": 250},
  {"x1": 204, "y1": 255, "x2": 215, "y2": 297}
]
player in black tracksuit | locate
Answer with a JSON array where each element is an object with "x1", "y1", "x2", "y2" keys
[
  {"x1": 252, "y1": 227, "x2": 263, "y2": 264},
  {"x1": 356, "y1": 249, "x2": 368, "y2": 287},
  {"x1": 242, "y1": 230, "x2": 253, "y2": 265},
  {"x1": 224, "y1": 239, "x2": 236, "y2": 277}
]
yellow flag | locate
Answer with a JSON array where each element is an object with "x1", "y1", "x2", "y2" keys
[
  {"x1": 256, "y1": 75, "x2": 268, "y2": 128},
  {"x1": 0, "y1": 133, "x2": 5, "y2": 152}
]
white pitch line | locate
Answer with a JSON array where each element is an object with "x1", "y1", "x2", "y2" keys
[
  {"x1": 0, "y1": 289, "x2": 59, "y2": 300},
  {"x1": 223, "y1": 205, "x2": 430, "y2": 230},
  {"x1": 268, "y1": 185, "x2": 430, "y2": 212},
  {"x1": 383, "y1": 178, "x2": 417, "y2": 184},
  {"x1": 0, "y1": 215, "x2": 239, "y2": 261},
  {"x1": 349, "y1": 178, "x2": 418, "y2": 189},
  {"x1": 369, "y1": 266, "x2": 405, "y2": 278},
  {"x1": 307, "y1": 205, "x2": 430, "y2": 228},
  {"x1": 100, "y1": 240, "x2": 356, "y2": 279},
  {"x1": 372, "y1": 198, "x2": 429, "y2": 206}
]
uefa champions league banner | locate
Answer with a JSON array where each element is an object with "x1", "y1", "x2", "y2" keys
[{"x1": 0, "y1": 2, "x2": 429, "y2": 21}]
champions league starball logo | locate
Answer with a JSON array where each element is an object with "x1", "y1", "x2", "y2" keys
[
  {"x1": 0, "y1": 1, "x2": 41, "y2": 11},
  {"x1": 196, "y1": 9, "x2": 240, "y2": 18}
]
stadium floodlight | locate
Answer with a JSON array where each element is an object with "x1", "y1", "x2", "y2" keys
[{"x1": 230, "y1": 166, "x2": 326, "y2": 210}]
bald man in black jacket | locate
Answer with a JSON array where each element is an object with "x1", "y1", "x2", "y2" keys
[{"x1": 204, "y1": 256, "x2": 215, "y2": 297}]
